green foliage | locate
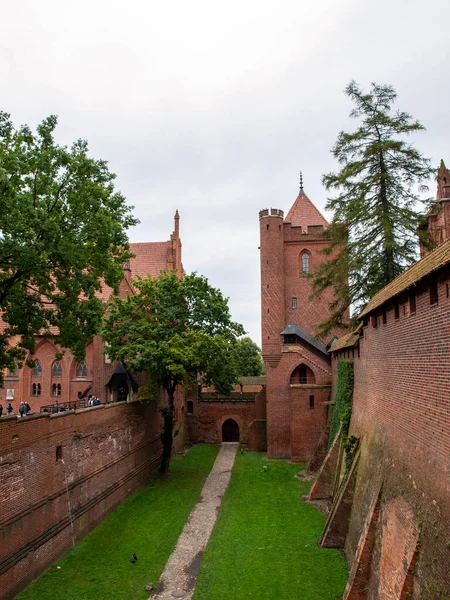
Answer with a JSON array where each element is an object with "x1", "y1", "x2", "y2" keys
[
  {"x1": 193, "y1": 451, "x2": 348, "y2": 600},
  {"x1": 328, "y1": 359, "x2": 354, "y2": 451},
  {"x1": 102, "y1": 271, "x2": 244, "y2": 472},
  {"x1": 0, "y1": 111, "x2": 137, "y2": 383},
  {"x1": 232, "y1": 336, "x2": 265, "y2": 377},
  {"x1": 17, "y1": 445, "x2": 219, "y2": 600},
  {"x1": 313, "y1": 81, "x2": 434, "y2": 335}
]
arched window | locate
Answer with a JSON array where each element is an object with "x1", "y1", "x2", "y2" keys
[
  {"x1": 52, "y1": 361, "x2": 62, "y2": 377},
  {"x1": 32, "y1": 382, "x2": 42, "y2": 396},
  {"x1": 290, "y1": 364, "x2": 315, "y2": 385},
  {"x1": 187, "y1": 400, "x2": 194, "y2": 414},
  {"x1": 33, "y1": 360, "x2": 42, "y2": 377},
  {"x1": 302, "y1": 253, "x2": 310, "y2": 274},
  {"x1": 292, "y1": 297, "x2": 297, "y2": 309},
  {"x1": 52, "y1": 383, "x2": 62, "y2": 397},
  {"x1": 77, "y1": 361, "x2": 88, "y2": 378}
]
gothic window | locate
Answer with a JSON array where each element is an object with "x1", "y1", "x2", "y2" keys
[
  {"x1": 292, "y1": 297, "x2": 297, "y2": 309},
  {"x1": 77, "y1": 361, "x2": 88, "y2": 378},
  {"x1": 33, "y1": 360, "x2": 42, "y2": 377},
  {"x1": 301, "y1": 252, "x2": 310, "y2": 275},
  {"x1": 52, "y1": 361, "x2": 62, "y2": 377},
  {"x1": 32, "y1": 383, "x2": 41, "y2": 396},
  {"x1": 52, "y1": 383, "x2": 62, "y2": 397},
  {"x1": 290, "y1": 364, "x2": 315, "y2": 385},
  {"x1": 6, "y1": 366, "x2": 18, "y2": 378}
]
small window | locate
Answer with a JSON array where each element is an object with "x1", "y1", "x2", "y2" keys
[
  {"x1": 52, "y1": 361, "x2": 62, "y2": 377},
  {"x1": 309, "y1": 395, "x2": 315, "y2": 409},
  {"x1": 187, "y1": 400, "x2": 194, "y2": 414},
  {"x1": 52, "y1": 383, "x2": 62, "y2": 397},
  {"x1": 382, "y1": 309, "x2": 387, "y2": 324},
  {"x1": 430, "y1": 277, "x2": 438, "y2": 305},
  {"x1": 77, "y1": 361, "x2": 88, "y2": 378},
  {"x1": 33, "y1": 360, "x2": 42, "y2": 377},
  {"x1": 266, "y1": 224, "x2": 270, "y2": 230},
  {"x1": 302, "y1": 253, "x2": 309, "y2": 274},
  {"x1": 409, "y1": 290, "x2": 416, "y2": 314},
  {"x1": 56, "y1": 445, "x2": 63, "y2": 461},
  {"x1": 394, "y1": 301, "x2": 399, "y2": 320},
  {"x1": 292, "y1": 297, "x2": 297, "y2": 309}
]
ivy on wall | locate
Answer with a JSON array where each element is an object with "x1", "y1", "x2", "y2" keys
[{"x1": 328, "y1": 359, "x2": 354, "y2": 450}]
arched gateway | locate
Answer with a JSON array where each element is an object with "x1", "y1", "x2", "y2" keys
[{"x1": 222, "y1": 419, "x2": 240, "y2": 442}]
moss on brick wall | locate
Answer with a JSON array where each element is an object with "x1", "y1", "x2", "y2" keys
[{"x1": 328, "y1": 359, "x2": 354, "y2": 450}]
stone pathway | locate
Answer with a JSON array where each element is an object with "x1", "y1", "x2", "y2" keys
[{"x1": 149, "y1": 443, "x2": 238, "y2": 600}]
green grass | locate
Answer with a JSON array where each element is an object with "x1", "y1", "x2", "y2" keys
[
  {"x1": 18, "y1": 444, "x2": 219, "y2": 600},
  {"x1": 192, "y1": 451, "x2": 348, "y2": 600}
]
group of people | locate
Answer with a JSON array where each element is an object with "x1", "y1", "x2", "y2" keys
[
  {"x1": 0, "y1": 402, "x2": 30, "y2": 417},
  {"x1": 87, "y1": 395, "x2": 101, "y2": 406}
]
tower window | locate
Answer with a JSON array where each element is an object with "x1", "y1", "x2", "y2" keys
[
  {"x1": 302, "y1": 253, "x2": 309, "y2": 274},
  {"x1": 56, "y1": 445, "x2": 63, "y2": 461},
  {"x1": 309, "y1": 395, "x2": 315, "y2": 409},
  {"x1": 290, "y1": 364, "x2": 315, "y2": 385},
  {"x1": 292, "y1": 297, "x2": 297, "y2": 309}
]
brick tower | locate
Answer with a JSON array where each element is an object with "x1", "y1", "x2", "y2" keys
[
  {"x1": 259, "y1": 176, "x2": 341, "y2": 460},
  {"x1": 419, "y1": 160, "x2": 450, "y2": 256}
]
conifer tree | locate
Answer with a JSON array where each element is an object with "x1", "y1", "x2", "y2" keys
[{"x1": 313, "y1": 81, "x2": 433, "y2": 335}]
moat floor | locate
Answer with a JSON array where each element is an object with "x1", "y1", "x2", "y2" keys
[
  {"x1": 192, "y1": 451, "x2": 348, "y2": 600},
  {"x1": 18, "y1": 446, "x2": 348, "y2": 600}
]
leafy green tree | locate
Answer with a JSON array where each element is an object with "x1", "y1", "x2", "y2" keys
[
  {"x1": 0, "y1": 112, "x2": 137, "y2": 383},
  {"x1": 102, "y1": 271, "x2": 244, "y2": 473},
  {"x1": 233, "y1": 336, "x2": 265, "y2": 377},
  {"x1": 313, "y1": 81, "x2": 434, "y2": 335}
]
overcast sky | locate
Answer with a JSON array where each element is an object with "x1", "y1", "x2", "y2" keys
[{"x1": 2, "y1": 0, "x2": 449, "y2": 345}]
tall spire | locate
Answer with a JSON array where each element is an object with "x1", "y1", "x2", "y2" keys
[{"x1": 299, "y1": 171, "x2": 304, "y2": 195}]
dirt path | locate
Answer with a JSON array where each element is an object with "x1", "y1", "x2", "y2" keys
[{"x1": 149, "y1": 443, "x2": 238, "y2": 600}]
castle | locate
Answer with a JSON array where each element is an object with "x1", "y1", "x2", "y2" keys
[{"x1": 2, "y1": 164, "x2": 450, "y2": 599}]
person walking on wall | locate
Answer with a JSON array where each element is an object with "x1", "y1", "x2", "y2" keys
[
  {"x1": 0, "y1": 403, "x2": 3, "y2": 417},
  {"x1": 7, "y1": 402, "x2": 13, "y2": 414},
  {"x1": 25, "y1": 402, "x2": 30, "y2": 415},
  {"x1": 19, "y1": 402, "x2": 25, "y2": 418}
]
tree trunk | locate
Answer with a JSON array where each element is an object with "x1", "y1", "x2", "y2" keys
[{"x1": 159, "y1": 386, "x2": 175, "y2": 474}]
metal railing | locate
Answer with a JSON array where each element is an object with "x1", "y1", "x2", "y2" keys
[{"x1": 39, "y1": 399, "x2": 107, "y2": 414}]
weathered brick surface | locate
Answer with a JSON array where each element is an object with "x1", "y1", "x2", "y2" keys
[
  {"x1": 196, "y1": 401, "x2": 255, "y2": 443},
  {"x1": 0, "y1": 401, "x2": 163, "y2": 599},
  {"x1": 334, "y1": 267, "x2": 450, "y2": 599}
]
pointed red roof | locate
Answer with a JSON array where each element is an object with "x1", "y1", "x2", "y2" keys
[{"x1": 285, "y1": 192, "x2": 329, "y2": 230}]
